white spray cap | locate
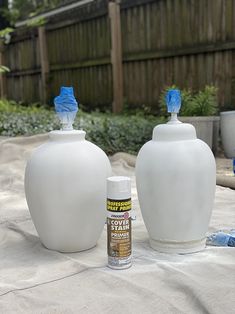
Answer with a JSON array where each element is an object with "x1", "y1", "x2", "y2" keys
[{"x1": 107, "y1": 176, "x2": 131, "y2": 200}]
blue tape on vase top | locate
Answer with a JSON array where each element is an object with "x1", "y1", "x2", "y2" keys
[
  {"x1": 54, "y1": 86, "x2": 78, "y2": 113},
  {"x1": 54, "y1": 86, "x2": 79, "y2": 130},
  {"x1": 165, "y1": 89, "x2": 181, "y2": 113}
]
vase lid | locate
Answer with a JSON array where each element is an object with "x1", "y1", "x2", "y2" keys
[
  {"x1": 153, "y1": 89, "x2": 197, "y2": 141},
  {"x1": 49, "y1": 130, "x2": 86, "y2": 142}
]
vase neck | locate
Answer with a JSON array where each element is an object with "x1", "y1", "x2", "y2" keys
[
  {"x1": 153, "y1": 123, "x2": 196, "y2": 141},
  {"x1": 49, "y1": 130, "x2": 86, "y2": 142}
]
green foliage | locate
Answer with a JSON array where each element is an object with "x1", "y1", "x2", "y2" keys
[
  {"x1": 0, "y1": 27, "x2": 14, "y2": 38},
  {"x1": 0, "y1": 99, "x2": 164, "y2": 155},
  {"x1": 80, "y1": 114, "x2": 163, "y2": 155},
  {"x1": 0, "y1": 27, "x2": 14, "y2": 45},
  {"x1": 2, "y1": 0, "x2": 63, "y2": 25},
  {"x1": 159, "y1": 85, "x2": 218, "y2": 117},
  {"x1": 0, "y1": 65, "x2": 10, "y2": 73},
  {"x1": 122, "y1": 99, "x2": 154, "y2": 116},
  {"x1": 0, "y1": 99, "x2": 48, "y2": 113},
  {"x1": 0, "y1": 99, "x2": 58, "y2": 136},
  {"x1": 27, "y1": 17, "x2": 46, "y2": 28},
  {"x1": 0, "y1": 7, "x2": 20, "y2": 26}
]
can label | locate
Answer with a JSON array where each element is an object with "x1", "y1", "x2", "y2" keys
[{"x1": 107, "y1": 198, "x2": 132, "y2": 269}]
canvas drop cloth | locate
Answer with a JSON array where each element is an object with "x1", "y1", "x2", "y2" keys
[{"x1": 0, "y1": 135, "x2": 235, "y2": 314}]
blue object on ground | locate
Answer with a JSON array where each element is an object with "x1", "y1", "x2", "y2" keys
[
  {"x1": 233, "y1": 158, "x2": 235, "y2": 175},
  {"x1": 230, "y1": 229, "x2": 235, "y2": 236},
  {"x1": 165, "y1": 89, "x2": 181, "y2": 113},
  {"x1": 207, "y1": 231, "x2": 235, "y2": 247}
]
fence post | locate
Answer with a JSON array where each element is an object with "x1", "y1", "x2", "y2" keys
[
  {"x1": 38, "y1": 26, "x2": 50, "y2": 104},
  {"x1": 0, "y1": 40, "x2": 6, "y2": 98},
  {"x1": 109, "y1": 0, "x2": 123, "y2": 113}
]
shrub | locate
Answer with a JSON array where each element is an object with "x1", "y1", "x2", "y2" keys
[
  {"x1": 0, "y1": 99, "x2": 164, "y2": 155},
  {"x1": 81, "y1": 114, "x2": 163, "y2": 155},
  {"x1": 159, "y1": 85, "x2": 218, "y2": 117}
]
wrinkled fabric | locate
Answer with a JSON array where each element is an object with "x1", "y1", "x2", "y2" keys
[{"x1": 0, "y1": 135, "x2": 235, "y2": 314}]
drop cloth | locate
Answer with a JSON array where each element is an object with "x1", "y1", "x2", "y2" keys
[{"x1": 0, "y1": 135, "x2": 234, "y2": 314}]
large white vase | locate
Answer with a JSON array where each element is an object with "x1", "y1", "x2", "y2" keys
[
  {"x1": 220, "y1": 111, "x2": 235, "y2": 158},
  {"x1": 136, "y1": 90, "x2": 216, "y2": 254},
  {"x1": 25, "y1": 130, "x2": 111, "y2": 252}
]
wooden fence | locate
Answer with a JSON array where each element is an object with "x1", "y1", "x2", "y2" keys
[{"x1": 1, "y1": 0, "x2": 235, "y2": 112}]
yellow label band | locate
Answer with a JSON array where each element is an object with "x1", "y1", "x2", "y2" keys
[{"x1": 107, "y1": 198, "x2": 131, "y2": 212}]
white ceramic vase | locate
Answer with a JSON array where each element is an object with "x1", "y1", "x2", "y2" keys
[
  {"x1": 136, "y1": 119, "x2": 216, "y2": 254},
  {"x1": 25, "y1": 130, "x2": 111, "y2": 252}
]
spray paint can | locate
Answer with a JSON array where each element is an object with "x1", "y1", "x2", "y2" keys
[{"x1": 107, "y1": 176, "x2": 132, "y2": 269}]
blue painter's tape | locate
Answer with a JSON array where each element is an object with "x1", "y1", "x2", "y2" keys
[
  {"x1": 165, "y1": 89, "x2": 181, "y2": 113},
  {"x1": 54, "y1": 86, "x2": 78, "y2": 113}
]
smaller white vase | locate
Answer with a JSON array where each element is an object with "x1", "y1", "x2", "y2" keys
[
  {"x1": 25, "y1": 130, "x2": 111, "y2": 252},
  {"x1": 220, "y1": 111, "x2": 235, "y2": 158}
]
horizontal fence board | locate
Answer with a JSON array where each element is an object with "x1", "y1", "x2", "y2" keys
[
  {"x1": 2, "y1": 0, "x2": 235, "y2": 110},
  {"x1": 7, "y1": 40, "x2": 235, "y2": 77}
]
